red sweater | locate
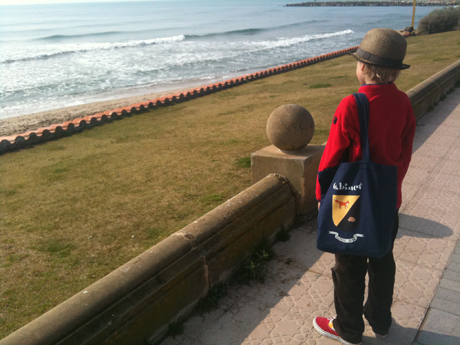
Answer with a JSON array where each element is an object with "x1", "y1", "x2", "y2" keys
[{"x1": 316, "y1": 83, "x2": 416, "y2": 208}]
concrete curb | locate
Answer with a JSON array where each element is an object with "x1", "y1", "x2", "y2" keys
[
  {"x1": 0, "y1": 174, "x2": 296, "y2": 345},
  {"x1": 407, "y1": 59, "x2": 460, "y2": 120}
]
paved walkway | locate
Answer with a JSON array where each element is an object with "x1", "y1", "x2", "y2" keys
[{"x1": 161, "y1": 87, "x2": 460, "y2": 345}]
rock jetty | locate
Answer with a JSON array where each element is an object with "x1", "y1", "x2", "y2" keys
[{"x1": 286, "y1": 1, "x2": 460, "y2": 6}]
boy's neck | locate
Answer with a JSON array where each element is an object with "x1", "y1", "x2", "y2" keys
[
  {"x1": 361, "y1": 80, "x2": 391, "y2": 86},
  {"x1": 362, "y1": 77, "x2": 380, "y2": 85}
]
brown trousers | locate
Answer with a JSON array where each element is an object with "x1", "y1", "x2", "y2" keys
[{"x1": 331, "y1": 212, "x2": 399, "y2": 344}]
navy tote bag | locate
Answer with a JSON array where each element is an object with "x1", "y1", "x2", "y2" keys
[{"x1": 317, "y1": 93, "x2": 398, "y2": 258}]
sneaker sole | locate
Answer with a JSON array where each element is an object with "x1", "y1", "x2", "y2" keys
[{"x1": 312, "y1": 319, "x2": 360, "y2": 345}]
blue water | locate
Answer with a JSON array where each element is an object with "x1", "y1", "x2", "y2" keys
[{"x1": 0, "y1": 0, "x2": 440, "y2": 119}]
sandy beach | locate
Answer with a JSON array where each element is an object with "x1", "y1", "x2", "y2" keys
[{"x1": 0, "y1": 87, "x2": 197, "y2": 137}]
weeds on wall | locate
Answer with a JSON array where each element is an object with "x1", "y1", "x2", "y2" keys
[
  {"x1": 198, "y1": 227, "x2": 290, "y2": 313},
  {"x1": 276, "y1": 226, "x2": 291, "y2": 243},
  {"x1": 425, "y1": 77, "x2": 460, "y2": 114},
  {"x1": 231, "y1": 238, "x2": 275, "y2": 286},
  {"x1": 196, "y1": 283, "x2": 228, "y2": 313}
]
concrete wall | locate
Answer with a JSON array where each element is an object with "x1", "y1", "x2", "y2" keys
[
  {"x1": 0, "y1": 174, "x2": 296, "y2": 345},
  {"x1": 407, "y1": 59, "x2": 460, "y2": 120}
]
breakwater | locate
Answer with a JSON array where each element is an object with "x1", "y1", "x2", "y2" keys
[{"x1": 287, "y1": 1, "x2": 460, "y2": 6}]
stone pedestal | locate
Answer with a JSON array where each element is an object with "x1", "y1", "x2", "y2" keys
[{"x1": 251, "y1": 144, "x2": 324, "y2": 219}]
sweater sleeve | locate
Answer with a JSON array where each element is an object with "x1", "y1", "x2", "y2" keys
[
  {"x1": 315, "y1": 96, "x2": 357, "y2": 201},
  {"x1": 400, "y1": 101, "x2": 416, "y2": 180}
]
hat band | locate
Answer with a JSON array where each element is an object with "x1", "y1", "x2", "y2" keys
[{"x1": 356, "y1": 48, "x2": 403, "y2": 68}]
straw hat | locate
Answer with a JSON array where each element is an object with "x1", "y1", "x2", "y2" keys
[{"x1": 351, "y1": 28, "x2": 410, "y2": 70}]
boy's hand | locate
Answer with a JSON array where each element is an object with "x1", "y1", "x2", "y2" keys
[{"x1": 318, "y1": 202, "x2": 321, "y2": 210}]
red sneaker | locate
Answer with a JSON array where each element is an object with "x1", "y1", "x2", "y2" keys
[{"x1": 313, "y1": 317, "x2": 361, "y2": 345}]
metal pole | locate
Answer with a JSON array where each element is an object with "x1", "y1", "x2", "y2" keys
[{"x1": 411, "y1": 0, "x2": 416, "y2": 28}]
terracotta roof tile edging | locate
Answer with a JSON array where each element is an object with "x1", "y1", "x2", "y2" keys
[{"x1": 0, "y1": 45, "x2": 359, "y2": 154}]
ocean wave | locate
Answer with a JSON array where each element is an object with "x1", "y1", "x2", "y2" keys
[
  {"x1": 186, "y1": 19, "x2": 326, "y2": 39},
  {"x1": 34, "y1": 31, "x2": 127, "y2": 41},
  {"x1": 0, "y1": 35, "x2": 186, "y2": 64},
  {"x1": 252, "y1": 29, "x2": 354, "y2": 50},
  {"x1": 132, "y1": 30, "x2": 355, "y2": 75},
  {"x1": 2, "y1": 29, "x2": 353, "y2": 66}
]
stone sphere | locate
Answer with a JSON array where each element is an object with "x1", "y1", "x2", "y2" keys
[{"x1": 266, "y1": 104, "x2": 315, "y2": 151}]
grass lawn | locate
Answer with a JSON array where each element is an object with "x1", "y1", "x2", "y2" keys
[{"x1": 1, "y1": 30, "x2": 459, "y2": 338}]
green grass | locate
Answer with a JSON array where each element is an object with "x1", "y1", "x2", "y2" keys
[
  {"x1": 236, "y1": 156, "x2": 251, "y2": 168},
  {"x1": 1, "y1": 30, "x2": 460, "y2": 338},
  {"x1": 309, "y1": 83, "x2": 332, "y2": 89}
]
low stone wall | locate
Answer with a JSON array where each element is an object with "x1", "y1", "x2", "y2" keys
[
  {"x1": 407, "y1": 59, "x2": 460, "y2": 120},
  {"x1": 0, "y1": 174, "x2": 296, "y2": 345}
]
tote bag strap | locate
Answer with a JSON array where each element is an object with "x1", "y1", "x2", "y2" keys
[{"x1": 353, "y1": 93, "x2": 370, "y2": 162}]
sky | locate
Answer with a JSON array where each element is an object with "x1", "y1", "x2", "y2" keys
[{"x1": 0, "y1": 0, "x2": 153, "y2": 5}]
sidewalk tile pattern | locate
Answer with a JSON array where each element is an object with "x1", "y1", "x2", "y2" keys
[{"x1": 160, "y1": 87, "x2": 460, "y2": 344}]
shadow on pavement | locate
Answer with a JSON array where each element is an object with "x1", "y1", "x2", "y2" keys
[
  {"x1": 412, "y1": 88, "x2": 460, "y2": 154},
  {"x1": 363, "y1": 319, "x2": 460, "y2": 345},
  {"x1": 398, "y1": 214, "x2": 454, "y2": 239}
]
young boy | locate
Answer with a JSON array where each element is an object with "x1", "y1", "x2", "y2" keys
[{"x1": 313, "y1": 28, "x2": 416, "y2": 345}]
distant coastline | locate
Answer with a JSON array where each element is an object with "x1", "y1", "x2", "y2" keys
[{"x1": 286, "y1": 1, "x2": 460, "y2": 6}]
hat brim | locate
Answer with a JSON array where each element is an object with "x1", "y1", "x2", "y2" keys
[{"x1": 350, "y1": 51, "x2": 410, "y2": 70}]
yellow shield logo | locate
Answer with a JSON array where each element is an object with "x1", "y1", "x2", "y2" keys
[{"x1": 332, "y1": 195, "x2": 360, "y2": 227}]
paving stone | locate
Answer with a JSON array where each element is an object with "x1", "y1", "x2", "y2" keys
[
  {"x1": 455, "y1": 245, "x2": 460, "y2": 255},
  {"x1": 424, "y1": 131, "x2": 459, "y2": 147},
  {"x1": 431, "y1": 288, "x2": 460, "y2": 316},
  {"x1": 439, "y1": 278, "x2": 460, "y2": 294},
  {"x1": 363, "y1": 300, "x2": 426, "y2": 345},
  {"x1": 394, "y1": 228, "x2": 454, "y2": 271},
  {"x1": 267, "y1": 314, "x2": 311, "y2": 344},
  {"x1": 399, "y1": 203, "x2": 459, "y2": 241},
  {"x1": 447, "y1": 260, "x2": 460, "y2": 273},
  {"x1": 428, "y1": 168, "x2": 460, "y2": 186},
  {"x1": 409, "y1": 152, "x2": 445, "y2": 171},
  {"x1": 401, "y1": 181, "x2": 422, "y2": 209},
  {"x1": 241, "y1": 322, "x2": 275, "y2": 345},
  {"x1": 394, "y1": 260, "x2": 442, "y2": 308},
  {"x1": 400, "y1": 166, "x2": 430, "y2": 187},
  {"x1": 160, "y1": 335, "x2": 200, "y2": 345},
  {"x1": 419, "y1": 101, "x2": 459, "y2": 127},
  {"x1": 273, "y1": 230, "x2": 325, "y2": 276},
  {"x1": 416, "y1": 308, "x2": 460, "y2": 345},
  {"x1": 449, "y1": 253, "x2": 460, "y2": 264},
  {"x1": 307, "y1": 252, "x2": 335, "y2": 278},
  {"x1": 443, "y1": 270, "x2": 460, "y2": 284},
  {"x1": 438, "y1": 155, "x2": 460, "y2": 175}
]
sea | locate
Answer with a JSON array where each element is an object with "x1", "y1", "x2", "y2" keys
[{"x1": 0, "y1": 0, "x2": 442, "y2": 120}]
